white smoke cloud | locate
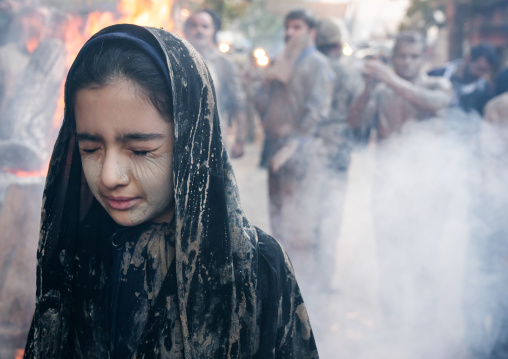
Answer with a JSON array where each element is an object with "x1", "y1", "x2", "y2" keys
[{"x1": 305, "y1": 110, "x2": 508, "y2": 359}]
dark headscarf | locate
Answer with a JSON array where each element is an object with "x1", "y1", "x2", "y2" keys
[{"x1": 24, "y1": 24, "x2": 318, "y2": 358}]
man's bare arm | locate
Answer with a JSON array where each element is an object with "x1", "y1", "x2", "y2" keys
[
  {"x1": 347, "y1": 75, "x2": 376, "y2": 132},
  {"x1": 364, "y1": 60, "x2": 452, "y2": 115}
]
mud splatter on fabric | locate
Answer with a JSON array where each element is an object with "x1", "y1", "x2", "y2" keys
[{"x1": 24, "y1": 24, "x2": 319, "y2": 358}]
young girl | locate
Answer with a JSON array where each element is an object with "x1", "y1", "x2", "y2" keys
[{"x1": 24, "y1": 24, "x2": 318, "y2": 358}]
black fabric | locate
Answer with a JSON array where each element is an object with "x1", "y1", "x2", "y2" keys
[
  {"x1": 495, "y1": 67, "x2": 508, "y2": 96},
  {"x1": 24, "y1": 24, "x2": 318, "y2": 358},
  {"x1": 428, "y1": 65, "x2": 493, "y2": 115},
  {"x1": 109, "y1": 220, "x2": 177, "y2": 358}
]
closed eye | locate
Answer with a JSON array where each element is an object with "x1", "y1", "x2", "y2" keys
[
  {"x1": 80, "y1": 148, "x2": 99, "y2": 154},
  {"x1": 132, "y1": 150, "x2": 151, "y2": 156}
]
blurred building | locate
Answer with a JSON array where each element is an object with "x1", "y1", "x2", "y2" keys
[{"x1": 466, "y1": 0, "x2": 508, "y2": 63}]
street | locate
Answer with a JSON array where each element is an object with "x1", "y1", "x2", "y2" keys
[{"x1": 231, "y1": 135, "x2": 471, "y2": 358}]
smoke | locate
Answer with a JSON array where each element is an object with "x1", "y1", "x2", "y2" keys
[{"x1": 304, "y1": 110, "x2": 508, "y2": 358}]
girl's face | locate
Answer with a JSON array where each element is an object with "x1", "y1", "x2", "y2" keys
[{"x1": 75, "y1": 79, "x2": 175, "y2": 226}]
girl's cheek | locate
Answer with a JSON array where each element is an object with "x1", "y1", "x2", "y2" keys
[
  {"x1": 81, "y1": 156, "x2": 102, "y2": 195},
  {"x1": 132, "y1": 153, "x2": 172, "y2": 181},
  {"x1": 133, "y1": 153, "x2": 173, "y2": 201}
]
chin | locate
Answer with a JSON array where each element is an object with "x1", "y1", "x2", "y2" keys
[{"x1": 107, "y1": 210, "x2": 145, "y2": 227}]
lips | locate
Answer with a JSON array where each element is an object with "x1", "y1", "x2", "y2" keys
[{"x1": 102, "y1": 195, "x2": 141, "y2": 210}]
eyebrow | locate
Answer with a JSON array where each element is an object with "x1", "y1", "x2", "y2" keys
[
  {"x1": 76, "y1": 132, "x2": 102, "y2": 142},
  {"x1": 76, "y1": 132, "x2": 165, "y2": 143},
  {"x1": 117, "y1": 133, "x2": 165, "y2": 142}
]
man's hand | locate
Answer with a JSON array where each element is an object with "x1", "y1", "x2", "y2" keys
[
  {"x1": 363, "y1": 59, "x2": 397, "y2": 86},
  {"x1": 271, "y1": 141, "x2": 298, "y2": 173}
]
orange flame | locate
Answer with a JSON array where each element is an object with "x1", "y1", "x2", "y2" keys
[
  {"x1": 15, "y1": 349, "x2": 24, "y2": 359},
  {"x1": 7, "y1": 164, "x2": 48, "y2": 179},
  {"x1": 62, "y1": 0, "x2": 174, "y2": 68},
  {"x1": 64, "y1": 0, "x2": 174, "y2": 61}
]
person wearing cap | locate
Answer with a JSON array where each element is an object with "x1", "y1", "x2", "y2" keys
[
  {"x1": 184, "y1": 9, "x2": 246, "y2": 158},
  {"x1": 312, "y1": 18, "x2": 364, "y2": 289},
  {"x1": 316, "y1": 19, "x2": 364, "y2": 142},
  {"x1": 255, "y1": 9, "x2": 335, "y2": 291}
]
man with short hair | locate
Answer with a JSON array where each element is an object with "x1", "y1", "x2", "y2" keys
[
  {"x1": 255, "y1": 9, "x2": 335, "y2": 289},
  {"x1": 348, "y1": 32, "x2": 453, "y2": 339},
  {"x1": 315, "y1": 18, "x2": 363, "y2": 170},
  {"x1": 428, "y1": 43, "x2": 499, "y2": 115},
  {"x1": 184, "y1": 9, "x2": 246, "y2": 157},
  {"x1": 312, "y1": 18, "x2": 363, "y2": 289},
  {"x1": 348, "y1": 32, "x2": 452, "y2": 140}
]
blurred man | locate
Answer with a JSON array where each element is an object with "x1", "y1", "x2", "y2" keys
[
  {"x1": 348, "y1": 32, "x2": 452, "y2": 140},
  {"x1": 464, "y1": 65, "x2": 508, "y2": 358},
  {"x1": 428, "y1": 43, "x2": 498, "y2": 115},
  {"x1": 312, "y1": 18, "x2": 363, "y2": 289},
  {"x1": 0, "y1": 5, "x2": 45, "y2": 111},
  {"x1": 255, "y1": 9, "x2": 334, "y2": 290},
  {"x1": 315, "y1": 18, "x2": 363, "y2": 170},
  {"x1": 184, "y1": 9, "x2": 245, "y2": 157},
  {"x1": 348, "y1": 32, "x2": 453, "y2": 344}
]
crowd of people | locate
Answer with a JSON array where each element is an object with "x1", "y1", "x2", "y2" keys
[{"x1": 184, "y1": 7, "x2": 508, "y2": 358}]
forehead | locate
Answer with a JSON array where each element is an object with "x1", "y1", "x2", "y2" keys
[
  {"x1": 285, "y1": 18, "x2": 309, "y2": 29},
  {"x1": 394, "y1": 41, "x2": 423, "y2": 56},
  {"x1": 74, "y1": 80, "x2": 169, "y2": 133}
]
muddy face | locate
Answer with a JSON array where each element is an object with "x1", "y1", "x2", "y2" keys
[
  {"x1": 284, "y1": 18, "x2": 311, "y2": 44},
  {"x1": 74, "y1": 79, "x2": 175, "y2": 226},
  {"x1": 392, "y1": 42, "x2": 424, "y2": 81},
  {"x1": 184, "y1": 12, "x2": 215, "y2": 51}
]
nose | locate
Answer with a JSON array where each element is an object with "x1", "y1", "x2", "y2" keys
[{"x1": 100, "y1": 150, "x2": 130, "y2": 189}]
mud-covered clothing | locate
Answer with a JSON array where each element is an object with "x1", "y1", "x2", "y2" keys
[
  {"x1": 198, "y1": 47, "x2": 246, "y2": 141},
  {"x1": 256, "y1": 46, "x2": 334, "y2": 291},
  {"x1": 24, "y1": 25, "x2": 318, "y2": 358},
  {"x1": 109, "y1": 221, "x2": 179, "y2": 358},
  {"x1": 428, "y1": 60, "x2": 494, "y2": 115},
  {"x1": 317, "y1": 58, "x2": 363, "y2": 171},
  {"x1": 360, "y1": 74, "x2": 452, "y2": 140},
  {"x1": 257, "y1": 46, "x2": 334, "y2": 143}
]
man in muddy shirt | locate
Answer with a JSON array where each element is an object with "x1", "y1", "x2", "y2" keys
[
  {"x1": 315, "y1": 18, "x2": 363, "y2": 170},
  {"x1": 255, "y1": 9, "x2": 334, "y2": 290},
  {"x1": 184, "y1": 9, "x2": 246, "y2": 157},
  {"x1": 310, "y1": 18, "x2": 364, "y2": 289},
  {"x1": 347, "y1": 32, "x2": 453, "y2": 340},
  {"x1": 348, "y1": 32, "x2": 452, "y2": 141}
]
